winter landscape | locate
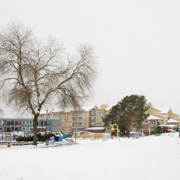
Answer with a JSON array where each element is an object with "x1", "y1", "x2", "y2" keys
[
  {"x1": 0, "y1": 1, "x2": 180, "y2": 180},
  {"x1": 0, "y1": 133, "x2": 180, "y2": 180}
]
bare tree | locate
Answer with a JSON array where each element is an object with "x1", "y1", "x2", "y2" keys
[{"x1": 0, "y1": 23, "x2": 97, "y2": 145}]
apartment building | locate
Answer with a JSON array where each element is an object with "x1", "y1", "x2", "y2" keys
[
  {"x1": 0, "y1": 118, "x2": 62, "y2": 133},
  {"x1": 37, "y1": 105, "x2": 106, "y2": 133},
  {"x1": 143, "y1": 103, "x2": 180, "y2": 133},
  {"x1": 1, "y1": 102, "x2": 179, "y2": 134}
]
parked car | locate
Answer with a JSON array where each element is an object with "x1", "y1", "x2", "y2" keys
[{"x1": 54, "y1": 132, "x2": 63, "y2": 137}]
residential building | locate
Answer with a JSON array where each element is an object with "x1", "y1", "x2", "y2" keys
[
  {"x1": 143, "y1": 103, "x2": 180, "y2": 133},
  {"x1": 0, "y1": 118, "x2": 62, "y2": 133}
]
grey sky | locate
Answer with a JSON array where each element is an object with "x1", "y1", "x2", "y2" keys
[{"x1": 0, "y1": 0, "x2": 180, "y2": 116}]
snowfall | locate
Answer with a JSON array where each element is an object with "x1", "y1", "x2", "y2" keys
[{"x1": 0, "y1": 133, "x2": 180, "y2": 180}]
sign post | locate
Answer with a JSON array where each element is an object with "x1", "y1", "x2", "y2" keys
[
  {"x1": 168, "y1": 127, "x2": 171, "y2": 136},
  {"x1": 118, "y1": 129, "x2": 120, "y2": 141},
  {"x1": 75, "y1": 129, "x2": 77, "y2": 142}
]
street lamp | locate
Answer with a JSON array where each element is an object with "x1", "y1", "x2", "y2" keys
[{"x1": 46, "y1": 109, "x2": 54, "y2": 132}]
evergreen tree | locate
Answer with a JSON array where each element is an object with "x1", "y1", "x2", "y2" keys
[{"x1": 104, "y1": 95, "x2": 149, "y2": 137}]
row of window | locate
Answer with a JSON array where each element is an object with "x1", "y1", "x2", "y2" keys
[
  {"x1": 91, "y1": 122, "x2": 104, "y2": 126},
  {"x1": 0, "y1": 127, "x2": 32, "y2": 131},
  {"x1": 0, "y1": 120, "x2": 33, "y2": 126},
  {"x1": 40, "y1": 112, "x2": 89, "y2": 118},
  {"x1": 96, "y1": 112, "x2": 105, "y2": 115},
  {"x1": 39, "y1": 117, "x2": 88, "y2": 122},
  {"x1": 64, "y1": 122, "x2": 88, "y2": 126},
  {"x1": 96, "y1": 117, "x2": 103, "y2": 121},
  {"x1": 0, "y1": 120, "x2": 55, "y2": 126},
  {"x1": 96, "y1": 122, "x2": 104, "y2": 126}
]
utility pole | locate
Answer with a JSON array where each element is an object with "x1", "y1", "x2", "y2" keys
[{"x1": 46, "y1": 109, "x2": 54, "y2": 132}]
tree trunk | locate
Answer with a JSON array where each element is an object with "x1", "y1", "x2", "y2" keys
[{"x1": 33, "y1": 115, "x2": 38, "y2": 145}]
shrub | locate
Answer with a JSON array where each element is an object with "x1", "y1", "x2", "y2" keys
[{"x1": 16, "y1": 136, "x2": 33, "y2": 141}]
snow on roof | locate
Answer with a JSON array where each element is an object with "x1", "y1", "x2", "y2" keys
[
  {"x1": 40, "y1": 108, "x2": 62, "y2": 114},
  {"x1": 85, "y1": 127, "x2": 105, "y2": 130},
  {"x1": 105, "y1": 104, "x2": 115, "y2": 111},
  {"x1": 159, "y1": 124, "x2": 175, "y2": 127},
  {"x1": 167, "y1": 119, "x2": 179, "y2": 123},
  {"x1": 147, "y1": 115, "x2": 164, "y2": 120},
  {"x1": 83, "y1": 105, "x2": 98, "y2": 111},
  {"x1": 40, "y1": 105, "x2": 99, "y2": 114}
]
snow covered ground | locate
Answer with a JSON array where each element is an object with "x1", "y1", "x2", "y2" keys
[{"x1": 0, "y1": 133, "x2": 180, "y2": 180}]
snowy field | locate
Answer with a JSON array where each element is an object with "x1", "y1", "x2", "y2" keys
[{"x1": 0, "y1": 133, "x2": 180, "y2": 180}]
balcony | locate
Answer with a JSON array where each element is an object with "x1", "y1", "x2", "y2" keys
[{"x1": 142, "y1": 122, "x2": 150, "y2": 125}]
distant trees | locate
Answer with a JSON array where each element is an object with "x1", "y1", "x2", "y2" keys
[
  {"x1": 104, "y1": 95, "x2": 149, "y2": 137},
  {"x1": 0, "y1": 23, "x2": 97, "y2": 145}
]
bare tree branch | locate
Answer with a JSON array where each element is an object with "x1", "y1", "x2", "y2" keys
[{"x1": 0, "y1": 23, "x2": 97, "y2": 145}]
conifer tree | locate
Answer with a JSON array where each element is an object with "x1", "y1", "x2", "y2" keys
[{"x1": 104, "y1": 95, "x2": 149, "y2": 137}]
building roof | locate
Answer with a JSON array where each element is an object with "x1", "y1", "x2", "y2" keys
[
  {"x1": 147, "y1": 115, "x2": 164, "y2": 120},
  {"x1": 159, "y1": 124, "x2": 175, "y2": 127},
  {"x1": 83, "y1": 105, "x2": 98, "y2": 111},
  {"x1": 167, "y1": 119, "x2": 179, "y2": 123},
  {"x1": 105, "y1": 104, "x2": 116, "y2": 111},
  {"x1": 85, "y1": 127, "x2": 105, "y2": 130}
]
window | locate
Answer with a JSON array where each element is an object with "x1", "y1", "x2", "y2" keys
[
  {"x1": 91, "y1": 111, "x2": 95, "y2": 115},
  {"x1": 0, "y1": 127, "x2": 2, "y2": 131},
  {"x1": 53, "y1": 114, "x2": 61, "y2": 118},
  {"x1": 22, "y1": 121, "x2": 26, "y2": 125},
  {"x1": 96, "y1": 117, "x2": 102, "y2": 121},
  {"x1": 96, "y1": 122, "x2": 104, "y2": 126},
  {"x1": 84, "y1": 123, "x2": 87, "y2": 125},
  {"x1": 30, "y1": 121, "x2": 32, "y2": 125},
  {"x1": 96, "y1": 112, "x2": 104, "y2": 115},
  {"x1": 91, "y1": 122, "x2": 94, "y2": 125},
  {"x1": 39, "y1": 115, "x2": 44, "y2": 118},
  {"x1": 22, "y1": 127, "x2": 25, "y2": 131}
]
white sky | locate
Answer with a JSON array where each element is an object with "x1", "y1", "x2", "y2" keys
[{"x1": 0, "y1": 0, "x2": 180, "y2": 115}]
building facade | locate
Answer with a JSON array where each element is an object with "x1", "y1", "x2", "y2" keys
[
  {"x1": 0, "y1": 105, "x2": 107, "y2": 134},
  {"x1": 1, "y1": 103, "x2": 179, "y2": 134},
  {"x1": 0, "y1": 118, "x2": 63, "y2": 133},
  {"x1": 143, "y1": 103, "x2": 180, "y2": 133}
]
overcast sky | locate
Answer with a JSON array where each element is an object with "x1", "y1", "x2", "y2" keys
[{"x1": 0, "y1": 0, "x2": 180, "y2": 116}]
